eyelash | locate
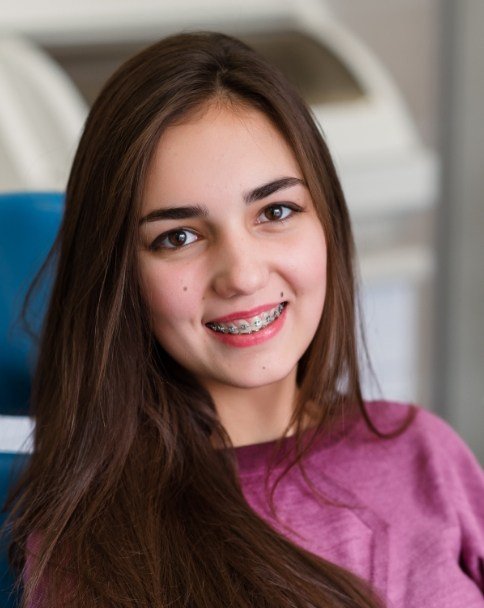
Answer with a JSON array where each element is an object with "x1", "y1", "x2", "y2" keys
[{"x1": 149, "y1": 203, "x2": 303, "y2": 252}]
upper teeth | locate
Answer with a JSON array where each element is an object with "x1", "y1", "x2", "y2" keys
[{"x1": 207, "y1": 303, "x2": 286, "y2": 335}]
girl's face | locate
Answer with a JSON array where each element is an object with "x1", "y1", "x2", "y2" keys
[{"x1": 138, "y1": 103, "x2": 327, "y2": 397}]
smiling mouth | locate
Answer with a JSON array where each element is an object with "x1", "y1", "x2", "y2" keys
[{"x1": 206, "y1": 302, "x2": 287, "y2": 335}]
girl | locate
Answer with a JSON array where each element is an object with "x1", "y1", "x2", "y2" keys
[{"x1": 8, "y1": 32, "x2": 484, "y2": 607}]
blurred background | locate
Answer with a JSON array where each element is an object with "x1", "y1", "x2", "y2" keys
[{"x1": 0, "y1": 0, "x2": 482, "y2": 461}]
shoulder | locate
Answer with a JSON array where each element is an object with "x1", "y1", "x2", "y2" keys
[
  {"x1": 358, "y1": 400, "x2": 483, "y2": 490},
  {"x1": 361, "y1": 402, "x2": 484, "y2": 596},
  {"x1": 362, "y1": 399, "x2": 474, "y2": 454},
  {"x1": 323, "y1": 400, "x2": 484, "y2": 538}
]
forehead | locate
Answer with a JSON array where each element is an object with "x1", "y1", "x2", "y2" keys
[{"x1": 142, "y1": 103, "x2": 303, "y2": 211}]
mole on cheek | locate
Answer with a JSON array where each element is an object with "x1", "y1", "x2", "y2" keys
[
  {"x1": 183, "y1": 286, "x2": 188, "y2": 292},
  {"x1": 280, "y1": 292, "x2": 284, "y2": 298}
]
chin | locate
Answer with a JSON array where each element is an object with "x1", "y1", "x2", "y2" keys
[{"x1": 217, "y1": 365, "x2": 297, "y2": 391}]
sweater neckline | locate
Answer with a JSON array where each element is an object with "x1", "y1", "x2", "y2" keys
[{"x1": 233, "y1": 409, "x2": 361, "y2": 477}]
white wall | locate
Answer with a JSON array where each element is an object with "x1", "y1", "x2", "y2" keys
[{"x1": 435, "y1": 0, "x2": 484, "y2": 463}]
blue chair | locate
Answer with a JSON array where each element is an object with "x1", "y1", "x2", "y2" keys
[
  {"x1": 0, "y1": 192, "x2": 63, "y2": 415},
  {"x1": 1, "y1": 192, "x2": 63, "y2": 605},
  {"x1": 0, "y1": 452, "x2": 29, "y2": 608}
]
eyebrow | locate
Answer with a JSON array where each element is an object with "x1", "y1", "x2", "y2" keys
[{"x1": 139, "y1": 176, "x2": 306, "y2": 225}]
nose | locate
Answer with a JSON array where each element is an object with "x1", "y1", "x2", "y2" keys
[{"x1": 211, "y1": 234, "x2": 269, "y2": 299}]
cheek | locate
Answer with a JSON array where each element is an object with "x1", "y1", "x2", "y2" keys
[
  {"x1": 139, "y1": 262, "x2": 201, "y2": 327},
  {"x1": 286, "y1": 228, "x2": 327, "y2": 297}
]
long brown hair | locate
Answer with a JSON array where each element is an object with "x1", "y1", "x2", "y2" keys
[{"x1": 8, "y1": 32, "x2": 411, "y2": 607}]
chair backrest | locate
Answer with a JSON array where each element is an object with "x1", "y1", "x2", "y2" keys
[
  {"x1": 0, "y1": 192, "x2": 63, "y2": 416},
  {"x1": 0, "y1": 451, "x2": 29, "y2": 608}
]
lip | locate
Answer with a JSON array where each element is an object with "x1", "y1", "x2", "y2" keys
[
  {"x1": 206, "y1": 302, "x2": 283, "y2": 324},
  {"x1": 205, "y1": 303, "x2": 288, "y2": 348}
]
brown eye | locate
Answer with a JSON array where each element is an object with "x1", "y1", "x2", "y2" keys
[
  {"x1": 150, "y1": 228, "x2": 199, "y2": 251},
  {"x1": 265, "y1": 205, "x2": 285, "y2": 220},
  {"x1": 258, "y1": 203, "x2": 301, "y2": 224},
  {"x1": 168, "y1": 230, "x2": 188, "y2": 246}
]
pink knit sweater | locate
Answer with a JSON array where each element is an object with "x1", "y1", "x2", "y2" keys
[
  {"x1": 25, "y1": 402, "x2": 484, "y2": 607},
  {"x1": 235, "y1": 401, "x2": 484, "y2": 607}
]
